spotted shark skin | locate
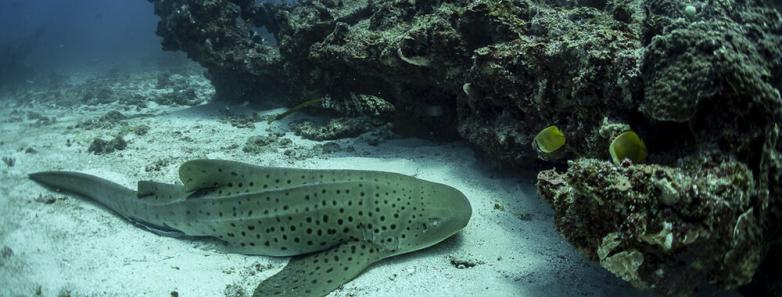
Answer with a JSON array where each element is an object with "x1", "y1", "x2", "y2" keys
[{"x1": 29, "y1": 159, "x2": 472, "y2": 297}]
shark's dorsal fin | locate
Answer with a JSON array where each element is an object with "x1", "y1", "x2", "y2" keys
[
  {"x1": 252, "y1": 241, "x2": 386, "y2": 297},
  {"x1": 178, "y1": 159, "x2": 290, "y2": 192},
  {"x1": 137, "y1": 181, "x2": 187, "y2": 203}
]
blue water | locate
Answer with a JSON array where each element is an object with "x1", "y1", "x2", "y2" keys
[{"x1": 0, "y1": 0, "x2": 177, "y2": 85}]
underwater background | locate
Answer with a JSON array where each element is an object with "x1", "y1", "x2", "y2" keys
[
  {"x1": 1, "y1": 0, "x2": 781, "y2": 296},
  {"x1": 0, "y1": 0, "x2": 183, "y2": 87}
]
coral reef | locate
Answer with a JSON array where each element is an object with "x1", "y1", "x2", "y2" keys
[
  {"x1": 538, "y1": 157, "x2": 762, "y2": 295},
  {"x1": 148, "y1": 0, "x2": 782, "y2": 294},
  {"x1": 740, "y1": 244, "x2": 782, "y2": 296},
  {"x1": 152, "y1": 0, "x2": 289, "y2": 101}
]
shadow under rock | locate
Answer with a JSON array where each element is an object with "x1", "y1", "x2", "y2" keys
[{"x1": 165, "y1": 100, "x2": 285, "y2": 119}]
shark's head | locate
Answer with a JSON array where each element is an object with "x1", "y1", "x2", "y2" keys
[{"x1": 397, "y1": 182, "x2": 472, "y2": 252}]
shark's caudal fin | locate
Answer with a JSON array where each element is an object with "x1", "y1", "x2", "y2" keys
[
  {"x1": 253, "y1": 240, "x2": 387, "y2": 297},
  {"x1": 29, "y1": 171, "x2": 137, "y2": 211},
  {"x1": 28, "y1": 171, "x2": 184, "y2": 237}
]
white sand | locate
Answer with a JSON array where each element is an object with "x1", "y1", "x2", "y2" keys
[{"x1": 0, "y1": 75, "x2": 734, "y2": 297}]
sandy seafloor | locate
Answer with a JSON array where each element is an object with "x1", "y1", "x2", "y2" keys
[{"x1": 0, "y1": 70, "x2": 737, "y2": 297}]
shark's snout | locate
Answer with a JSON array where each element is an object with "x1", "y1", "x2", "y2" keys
[
  {"x1": 401, "y1": 183, "x2": 472, "y2": 252},
  {"x1": 438, "y1": 185, "x2": 472, "y2": 233}
]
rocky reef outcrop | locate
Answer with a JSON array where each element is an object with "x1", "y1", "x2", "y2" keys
[
  {"x1": 149, "y1": 0, "x2": 782, "y2": 295},
  {"x1": 538, "y1": 156, "x2": 764, "y2": 295}
]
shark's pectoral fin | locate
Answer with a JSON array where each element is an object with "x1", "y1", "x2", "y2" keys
[
  {"x1": 253, "y1": 241, "x2": 386, "y2": 297},
  {"x1": 137, "y1": 181, "x2": 187, "y2": 202}
]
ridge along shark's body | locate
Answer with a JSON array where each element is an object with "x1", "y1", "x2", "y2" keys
[{"x1": 29, "y1": 159, "x2": 472, "y2": 297}]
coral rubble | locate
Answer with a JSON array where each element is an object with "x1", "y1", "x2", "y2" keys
[{"x1": 87, "y1": 135, "x2": 128, "y2": 155}]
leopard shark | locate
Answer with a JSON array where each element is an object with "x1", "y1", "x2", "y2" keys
[{"x1": 29, "y1": 159, "x2": 472, "y2": 297}]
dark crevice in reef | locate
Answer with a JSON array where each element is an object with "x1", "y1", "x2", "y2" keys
[{"x1": 149, "y1": 0, "x2": 782, "y2": 295}]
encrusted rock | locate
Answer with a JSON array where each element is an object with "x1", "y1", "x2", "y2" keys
[
  {"x1": 537, "y1": 158, "x2": 762, "y2": 295},
  {"x1": 243, "y1": 134, "x2": 279, "y2": 154},
  {"x1": 88, "y1": 136, "x2": 127, "y2": 155}
]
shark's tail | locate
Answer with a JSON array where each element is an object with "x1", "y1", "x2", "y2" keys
[
  {"x1": 29, "y1": 171, "x2": 138, "y2": 218},
  {"x1": 29, "y1": 171, "x2": 186, "y2": 237}
]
